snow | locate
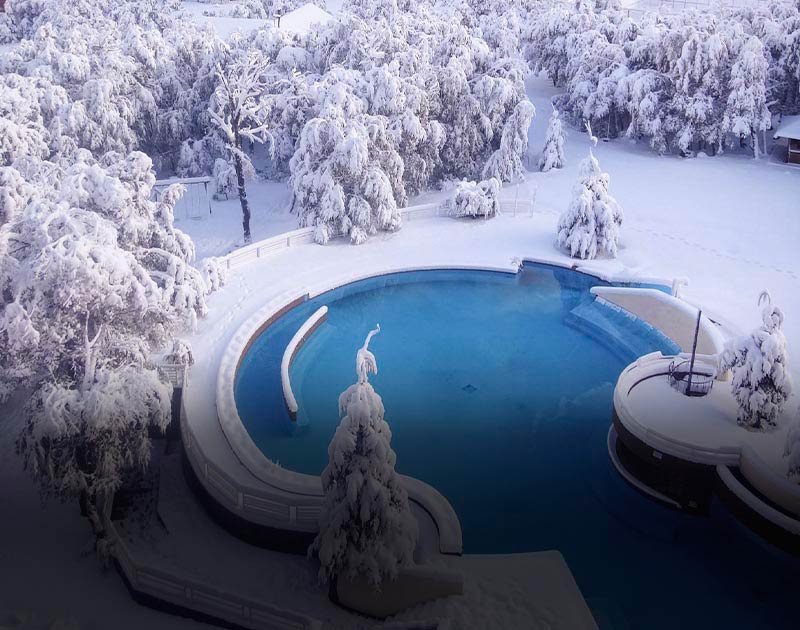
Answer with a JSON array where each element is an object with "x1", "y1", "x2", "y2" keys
[
  {"x1": 279, "y1": 3, "x2": 333, "y2": 35},
  {"x1": 180, "y1": 1, "x2": 332, "y2": 38},
  {"x1": 773, "y1": 115, "x2": 800, "y2": 141},
  {"x1": 180, "y1": 2, "x2": 270, "y2": 38}
]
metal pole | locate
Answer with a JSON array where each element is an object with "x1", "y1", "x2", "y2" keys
[{"x1": 687, "y1": 310, "x2": 702, "y2": 395}]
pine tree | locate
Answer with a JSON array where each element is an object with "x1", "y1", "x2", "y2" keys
[
  {"x1": 723, "y1": 291, "x2": 792, "y2": 430},
  {"x1": 556, "y1": 124, "x2": 622, "y2": 259},
  {"x1": 539, "y1": 107, "x2": 566, "y2": 172},
  {"x1": 309, "y1": 326, "x2": 418, "y2": 587}
]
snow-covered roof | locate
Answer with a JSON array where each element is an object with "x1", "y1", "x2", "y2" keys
[
  {"x1": 773, "y1": 115, "x2": 800, "y2": 141},
  {"x1": 278, "y1": 3, "x2": 333, "y2": 35}
]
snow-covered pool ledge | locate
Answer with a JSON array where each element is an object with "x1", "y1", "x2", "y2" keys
[
  {"x1": 282, "y1": 306, "x2": 328, "y2": 421},
  {"x1": 183, "y1": 216, "x2": 704, "y2": 557},
  {"x1": 612, "y1": 352, "x2": 800, "y2": 545}
]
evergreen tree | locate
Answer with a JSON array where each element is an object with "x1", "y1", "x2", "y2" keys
[
  {"x1": 539, "y1": 107, "x2": 566, "y2": 172},
  {"x1": 556, "y1": 124, "x2": 622, "y2": 259},
  {"x1": 309, "y1": 326, "x2": 418, "y2": 587},
  {"x1": 723, "y1": 291, "x2": 792, "y2": 430}
]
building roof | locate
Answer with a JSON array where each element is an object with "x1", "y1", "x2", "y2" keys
[
  {"x1": 279, "y1": 3, "x2": 333, "y2": 35},
  {"x1": 773, "y1": 115, "x2": 800, "y2": 141}
]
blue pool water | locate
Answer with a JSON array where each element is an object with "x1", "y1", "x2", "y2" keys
[{"x1": 235, "y1": 264, "x2": 797, "y2": 629}]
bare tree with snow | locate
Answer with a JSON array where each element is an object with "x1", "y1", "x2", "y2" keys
[
  {"x1": 538, "y1": 107, "x2": 566, "y2": 172},
  {"x1": 309, "y1": 325, "x2": 418, "y2": 587},
  {"x1": 556, "y1": 124, "x2": 622, "y2": 259},
  {"x1": 209, "y1": 50, "x2": 273, "y2": 244},
  {"x1": 722, "y1": 291, "x2": 792, "y2": 430}
]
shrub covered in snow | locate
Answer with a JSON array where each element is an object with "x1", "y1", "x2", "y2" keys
[
  {"x1": 442, "y1": 178, "x2": 501, "y2": 219},
  {"x1": 309, "y1": 326, "x2": 418, "y2": 587},
  {"x1": 722, "y1": 292, "x2": 792, "y2": 430},
  {"x1": 556, "y1": 127, "x2": 622, "y2": 259},
  {"x1": 539, "y1": 108, "x2": 566, "y2": 172}
]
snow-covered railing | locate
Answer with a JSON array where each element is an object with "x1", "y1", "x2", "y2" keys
[
  {"x1": 281, "y1": 306, "x2": 328, "y2": 421},
  {"x1": 222, "y1": 195, "x2": 539, "y2": 271},
  {"x1": 105, "y1": 518, "x2": 321, "y2": 629}
]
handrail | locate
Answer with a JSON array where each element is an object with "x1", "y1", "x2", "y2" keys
[
  {"x1": 281, "y1": 306, "x2": 328, "y2": 421},
  {"x1": 105, "y1": 513, "x2": 321, "y2": 629}
]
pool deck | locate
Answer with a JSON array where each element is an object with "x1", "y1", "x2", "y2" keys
[{"x1": 117, "y1": 449, "x2": 597, "y2": 630}]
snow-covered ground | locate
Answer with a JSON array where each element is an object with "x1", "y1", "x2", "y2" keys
[
  {"x1": 2, "y1": 65, "x2": 799, "y2": 630},
  {"x1": 180, "y1": 0, "x2": 336, "y2": 38}
]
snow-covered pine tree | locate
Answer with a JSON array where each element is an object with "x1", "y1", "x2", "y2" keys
[
  {"x1": 482, "y1": 99, "x2": 535, "y2": 183},
  {"x1": 209, "y1": 49, "x2": 273, "y2": 244},
  {"x1": 539, "y1": 107, "x2": 566, "y2": 172},
  {"x1": 722, "y1": 291, "x2": 792, "y2": 430},
  {"x1": 722, "y1": 36, "x2": 771, "y2": 158},
  {"x1": 785, "y1": 408, "x2": 800, "y2": 481},
  {"x1": 309, "y1": 325, "x2": 418, "y2": 587},
  {"x1": 442, "y1": 177, "x2": 501, "y2": 219},
  {"x1": 556, "y1": 123, "x2": 622, "y2": 259}
]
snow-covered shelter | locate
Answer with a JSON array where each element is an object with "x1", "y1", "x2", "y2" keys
[
  {"x1": 773, "y1": 116, "x2": 800, "y2": 165},
  {"x1": 275, "y1": 3, "x2": 332, "y2": 35}
]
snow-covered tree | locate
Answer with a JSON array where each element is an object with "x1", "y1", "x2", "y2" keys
[
  {"x1": 209, "y1": 50, "x2": 273, "y2": 244},
  {"x1": 785, "y1": 409, "x2": 800, "y2": 481},
  {"x1": 556, "y1": 125, "x2": 622, "y2": 259},
  {"x1": 442, "y1": 178, "x2": 501, "y2": 219},
  {"x1": 538, "y1": 107, "x2": 566, "y2": 172},
  {"x1": 309, "y1": 326, "x2": 418, "y2": 587},
  {"x1": 482, "y1": 99, "x2": 535, "y2": 182},
  {"x1": 722, "y1": 291, "x2": 792, "y2": 430},
  {"x1": 722, "y1": 37, "x2": 771, "y2": 158},
  {"x1": 3, "y1": 149, "x2": 209, "y2": 551}
]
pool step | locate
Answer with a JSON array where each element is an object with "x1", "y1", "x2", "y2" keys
[{"x1": 566, "y1": 299, "x2": 679, "y2": 364}]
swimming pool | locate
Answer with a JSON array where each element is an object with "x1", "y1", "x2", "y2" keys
[{"x1": 234, "y1": 263, "x2": 797, "y2": 629}]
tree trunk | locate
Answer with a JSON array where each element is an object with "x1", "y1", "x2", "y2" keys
[
  {"x1": 234, "y1": 151, "x2": 251, "y2": 245},
  {"x1": 752, "y1": 131, "x2": 759, "y2": 159}
]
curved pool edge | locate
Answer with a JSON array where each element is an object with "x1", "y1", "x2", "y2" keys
[
  {"x1": 612, "y1": 352, "x2": 800, "y2": 551},
  {"x1": 188, "y1": 249, "x2": 682, "y2": 555},
  {"x1": 282, "y1": 306, "x2": 328, "y2": 421}
]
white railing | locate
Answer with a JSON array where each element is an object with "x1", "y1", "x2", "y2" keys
[
  {"x1": 105, "y1": 518, "x2": 320, "y2": 629},
  {"x1": 222, "y1": 192, "x2": 538, "y2": 271}
]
